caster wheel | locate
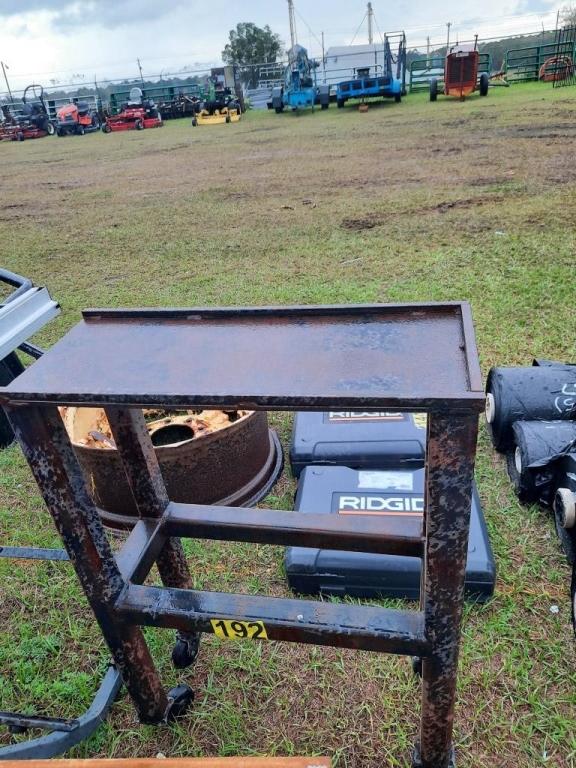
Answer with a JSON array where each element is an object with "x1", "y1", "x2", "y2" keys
[
  {"x1": 411, "y1": 656, "x2": 422, "y2": 677},
  {"x1": 172, "y1": 632, "x2": 201, "y2": 669},
  {"x1": 166, "y1": 684, "x2": 194, "y2": 720},
  {"x1": 554, "y1": 488, "x2": 576, "y2": 565},
  {"x1": 8, "y1": 725, "x2": 28, "y2": 735}
]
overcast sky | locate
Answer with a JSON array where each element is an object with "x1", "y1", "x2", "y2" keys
[{"x1": 0, "y1": 0, "x2": 564, "y2": 93}]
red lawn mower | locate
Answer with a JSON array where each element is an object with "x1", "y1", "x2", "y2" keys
[
  {"x1": 56, "y1": 101, "x2": 101, "y2": 136},
  {"x1": 102, "y1": 87, "x2": 163, "y2": 133},
  {"x1": 0, "y1": 85, "x2": 55, "y2": 142}
]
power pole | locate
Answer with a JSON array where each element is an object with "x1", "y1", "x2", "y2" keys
[
  {"x1": 367, "y1": 2, "x2": 374, "y2": 45},
  {"x1": 426, "y1": 36, "x2": 430, "y2": 65},
  {"x1": 446, "y1": 22, "x2": 452, "y2": 53},
  {"x1": 1, "y1": 62, "x2": 14, "y2": 104},
  {"x1": 322, "y1": 31, "x2": 326, "y2": 80},
  {"x1": 288, "y1": 0, "x2": 297, "y2": 49},
  {"x1": 137, "y1": 58, "x2": 144, "y2": 86}
]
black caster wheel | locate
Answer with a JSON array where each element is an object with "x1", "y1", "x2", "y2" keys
[
  {"x1": 166, "y1": 684, "x2": 194, "y2": 720},
  {"x1": 411, "y1": 656, "x2": 422, "y2": 677},
  {"x1": 8, "y1": 725, "x2": 28, "y2": 735},
  {"x1": 172, "y1": 632, "x2": 201, "y2": 669}
]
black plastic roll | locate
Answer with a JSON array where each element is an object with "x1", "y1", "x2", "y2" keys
[
  {"x1": 506, "y1": 420, "x2": 576, "y2": 504},
  {"x1": 486, "y1": 365, "x2": 576, "y2": 452}
]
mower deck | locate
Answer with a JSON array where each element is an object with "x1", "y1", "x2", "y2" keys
[{"x1": 192, "y1": 109, "x2": 241, "y2": 126}]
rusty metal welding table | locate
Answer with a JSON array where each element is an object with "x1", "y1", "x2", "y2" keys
[{"x1": 1, "y1": 303, "x2": 485, "y2": 768}]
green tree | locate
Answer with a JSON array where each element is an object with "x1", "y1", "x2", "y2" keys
[{"x1": 222, "y1": 22, "x2": 283, "y2": 87}]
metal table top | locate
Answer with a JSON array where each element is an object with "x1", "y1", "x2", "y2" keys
[{"x1": 1, "y1": 302, "x2": 484, "y2": 411}]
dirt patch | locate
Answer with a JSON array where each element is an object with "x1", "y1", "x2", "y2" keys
[
  {"x1": 502, "y1": 124, "x2": 576, "y2": 139},
  {"x1": 468, "y1": 177, "x2": 511, "y2": 187},
  {"x1": 157, "y1": 142, "x2": 191, "y2": 153},
  {"x1": 342, "y1": 195, "x2": 504, "y2": 230},
  {"x1": 0, "y1": 202, "x2": 49, "y2": 222},
  {"x1": 249, "y1": 125, "x2": 281, "y2": 133},
  {"x1": 41, "y1": 180, "x2": 87, "y2": 190},
  {"x1": 341, "y1": 212, "x2": 386, "y2": 231},
  {"x1": 433, "y1": 196, "x2": 503, "y2": 213},
  {"x1": 545, "y1": 169, "x2": 576, "y2": 183},
  {"x1": 430, "y1": 146, "x2": 463, "y2": 155},
  {"x1": 221, "y1": 190, "x2": 252, "y2": 201},
  {"x1": 442, "y1": 119, "x2": 469, "y2": 127}
]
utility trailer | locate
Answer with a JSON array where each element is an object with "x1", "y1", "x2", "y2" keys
[{"x1": 336, "y1": 33, "x2": 406, "y2": 108}]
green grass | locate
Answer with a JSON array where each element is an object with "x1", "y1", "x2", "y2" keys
[{"x1": 1, "y1": 81, "x2": 576, "y2": 766}]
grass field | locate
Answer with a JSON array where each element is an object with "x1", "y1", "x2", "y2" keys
[{"x1": 1, "y1": 82, "x2": 576, "y2": 767}]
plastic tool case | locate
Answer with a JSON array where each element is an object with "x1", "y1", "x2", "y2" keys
[
  {"x1": 290, "y1": 411, "x2": 427, "y2": 477},
  {"x1": 286, "y1": 465, "x2": 495, "y2": 601}
]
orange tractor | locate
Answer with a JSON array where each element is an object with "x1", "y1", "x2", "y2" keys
[
  {"x1": 430, "y1": 43, "x2": 489, "y2": 101},
  {"x1": 56, "y1": 101, "x2": 101, "y2": 136}
]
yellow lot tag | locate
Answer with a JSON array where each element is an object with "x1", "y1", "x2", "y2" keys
[
  {"x1": 412, "y1": 413, "x2": 428, "y2": 430},
  {"x1": 210, "y1": 619, "x2": 268, "y2": 640}
]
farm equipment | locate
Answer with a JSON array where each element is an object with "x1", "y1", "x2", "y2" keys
[
  {"x1": 56, "y1": 101, "x2": 101, "y2": 136},
  {"x1": 336, "y1": 33, "x2": 406, "y2": 109},
  {"x1": 191, "y1": 79, "x2": 242, "y2": 126},
  {"x1": 539, "y1": 55, "x2": 574, "y2": 82},
  {"x1": 191, "y1": 103, "x2": 241, "y2": 126},
  {"x1": 102, "y1": 87, "x2": 162, "y2": 133},
  {"x1": 272, "y1": 44, "x2": 330, "y2": 113},
  {"x1": 430, "y1": 43, "x2": 490, "y2": 101},
  {"x1": 0, "y1": 85, "x2": 55, "y2": 142}
]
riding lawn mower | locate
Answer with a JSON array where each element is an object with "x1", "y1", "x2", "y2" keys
[
  {"x1": 56, "y1": 101, "x2": 101, "y2": 136},
  {"x1": 102, "y1": 87, "x2": 163, "y2": 133},
  {"x1": 0, "y1": 85, "x2": 55, "y2": 142},
  {"x1": 191, "y1": 79, "x2": 241, "y2": 126}
]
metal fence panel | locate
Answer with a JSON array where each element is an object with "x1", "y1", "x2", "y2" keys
[
  {"x1": 552, "y1": 26, "x2": 576, "y2": 87},
  {"x1": 505, "y1": 42, "x2": 573, "y2": 82}
]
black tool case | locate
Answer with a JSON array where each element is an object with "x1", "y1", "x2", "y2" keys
[
  {"x1": 290, "y1": 411, "x2": 427, "y2": 478},
  {"x1": 285, "y1": 465, "x2": 496, "y2": 602}
]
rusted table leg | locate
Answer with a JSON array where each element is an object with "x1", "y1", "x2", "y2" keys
[
  {"x1": 6, "y1": 405, "x2": 170, "y2": 724},
  {"x1": 105, "y1": 407, "x2": 200, "y2": 668},
  {"x1": 415, "y1": 413, "x2": 479, "y2": 768}
]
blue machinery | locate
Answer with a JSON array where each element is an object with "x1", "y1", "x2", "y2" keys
[
  {"x1": 336, "y1": 34, "x2": 407, "y2": 108},
  {"x1": 272, "y1": 45, "x2": 330, "y2": 113}
]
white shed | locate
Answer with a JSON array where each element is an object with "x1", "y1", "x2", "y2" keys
[{"x1": 321, "y1": 44, "x2": 389, "y2": 87}]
